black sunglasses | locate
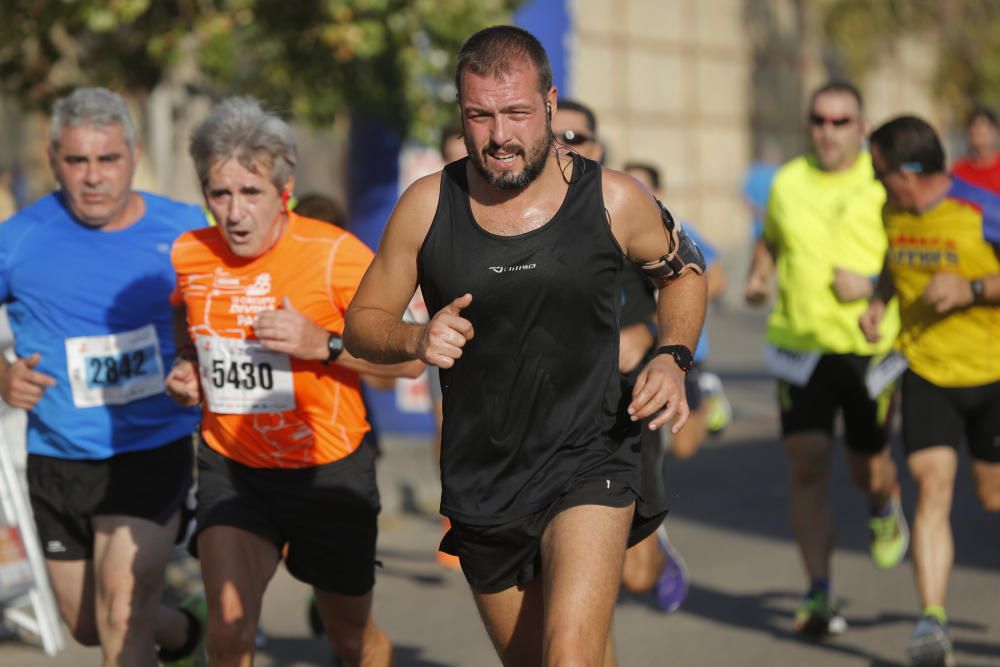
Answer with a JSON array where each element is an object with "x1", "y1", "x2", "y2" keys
[
  {"x1": 556, "y1": 129, "x2": 594, "y2": 146},
  {"x1": 808, "y1": 113, "x2": 854, "y2": 128}
]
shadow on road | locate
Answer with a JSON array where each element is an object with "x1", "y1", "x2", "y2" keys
[
  {"x1": 661, "y1": 425, "x2": 1000, "y2": 573},
  {"x1": 258, "y1": 637, "x2": 452, "y2": 667}
]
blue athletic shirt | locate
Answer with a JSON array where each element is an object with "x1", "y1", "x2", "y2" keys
[{"x1": 0, "y1": 192, "x2": 204, "y2": 459}]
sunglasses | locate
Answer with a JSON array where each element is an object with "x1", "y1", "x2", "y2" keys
[
  {"x1": 557, "y1": 129, "x2": 594, "y2": 146},
  {"x1": 873, "y1": 161, "x2": 923, "y2": 181},
  {"x1": 808, "y1": 114, "x2": 854, "y2": 128}
]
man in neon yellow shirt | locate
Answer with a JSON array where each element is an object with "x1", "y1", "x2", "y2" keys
[
  {"x1": 861, "y1": 115, "x2": 1000, "y2": 667},
  {"x1": 745, "y1": 81, "x2": 907, "y2": 638}
]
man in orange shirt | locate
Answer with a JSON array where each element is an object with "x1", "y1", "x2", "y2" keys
[{"x1": 166, "y1": 97, "x2": 421, "y2": 667}]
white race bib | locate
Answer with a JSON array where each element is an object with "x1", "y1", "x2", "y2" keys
[
  {"x1": 865, "y1": 350, "x2": 908, "y2": 399},
  {"x1": 763, "y1": 344, "x2": 822, "y2": 386},
  {"x1": 65, "y1": 324, "x2": 165, "y2": 408},
  {"x1": 196, "y1": 335, "x2": 295, "y2": 414}
]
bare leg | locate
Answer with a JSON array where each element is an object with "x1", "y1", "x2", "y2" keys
[
  {"x1": 472, "y1": 577, "x2": 544, "y2": 666},
  {"x1": 784, "y1": 432, "x2": 835, "y2": 583},
  {"x1": 541, "y1": 503, "x2": 633, "y2": 667},
  {"x1": 603, "y1": 631, "x2": 616, "y2": 667},
  {"x1": 91, "y1": 513, "x2": 179, "y2": 667},
  {"x1": 46, "y1": 559, "x2": 99, "y2": 647},
  {"x1": 907, "y1": 447, "x2": 957, "y2": 610},
  {"x1": 671, "y1": 403, "x2": 709, "y2": 460},
  {"x1": 313, "y1": 589, "x2": 392, "y2": 667},
  {"x1": 470, "y1": 503, "x2": 633, "y2": 667},
  {"x1": 845, "y1": 446, "x2": 897, "y2": 509},
  {"x1": 198, "y1": 526, "x2": 280, "y2": 667},
  {"x1": 970, "y1": 459, "x2": 1000, "y2": 512},
  {"x1": 620, "y1": 532, "x2": 663, "y2": 594}
]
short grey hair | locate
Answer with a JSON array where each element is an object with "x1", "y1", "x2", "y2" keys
[
  {"x1": 50, "y1": 87, "x2": 137, "y2": 152},
  {"x1": 189, "y1": 97, "x2": 297, "y2": 191}
]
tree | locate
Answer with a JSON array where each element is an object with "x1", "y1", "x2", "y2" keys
[
  {"x1": 0, "y1": 0, "x2": 521, "y2": 142},
  {"x1": 822, "y1": 0, "x2": 1000, "y2": 120}
]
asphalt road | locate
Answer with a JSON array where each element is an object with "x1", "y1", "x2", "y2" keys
[{"x1": 3, "y1": 306, "x2": 998, "y2": 666}]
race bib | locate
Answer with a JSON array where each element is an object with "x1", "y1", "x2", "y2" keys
[
  {"x1": 865, "y1": 350, "x2": 908, "y2": 399},
  {"x1": 763, "y1": 344, "x2": 821, "y2": 386},
  {"x1": 196, "y1": 335, "x2": 295, "y2": 414},
  {"x1": 65, "y1": 324, "x2": 166, "y2": 408}
]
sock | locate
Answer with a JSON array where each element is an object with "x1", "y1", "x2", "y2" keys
[
  {"x1": 872, "y1": 498, "x2": 893, "y2": 518},
  {"x1": 808, "y1": 578, "x2": 829, "y2": 597},
  {"x1": 922, "y1": 604, "x2": 948, "y2": 624}
]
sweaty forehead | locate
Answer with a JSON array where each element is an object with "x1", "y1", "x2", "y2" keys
[{"x1": 461, "y1": 64, "x2": 542, "y2": 104}]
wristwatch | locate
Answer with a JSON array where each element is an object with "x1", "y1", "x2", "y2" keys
[
  {"x1": 970, "y1": 279, "x2": 986, "y2": 303},
  {"x1": 654, "y1": 344, "x2": 694, "y2": 373},
  {"x1": 324, "y1": 332, "x2": 344, "y2": 365}
]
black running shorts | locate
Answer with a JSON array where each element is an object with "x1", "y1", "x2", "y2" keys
[
  {"x1": 440, "y1": 478, "x2": 655, "y2": 594},
  {"x1": 778, "y1": 353, "x2": 893, "y2": 453},
  {"x1": 901, "y1": 369, "x2": 1000, "y2": 462},
  {"x1": 193, "y1": 440, "x2": 381, "y2": 595},
  {"x1": 27, "y1": 436, "x2": 194, "y2": 561}
]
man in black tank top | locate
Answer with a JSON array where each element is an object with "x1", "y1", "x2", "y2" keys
[{"x1": 345, "y1": 25, "x2": 707, "y2": 667}]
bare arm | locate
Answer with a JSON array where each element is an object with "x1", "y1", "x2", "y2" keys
[
  {"x1": 254, "y1": 297, "x2": 424, "y2": 379},
  {"x1": 705, "y1": 263, "x2": 727, "y2": 302},
  {"x1": 604, "y1": 170, "x2": 708, "y2": 432},
  {"x1": 165, "y1": 303, "x2": 201, "y2": 407},
  {"x1": 345, "y1": 172, "x2": 475, "y2": 369},
  {"x1": 859, "y1": 254, "x2": 895, "y2": 343},
  {"x1": 744, "y1": 236, "x2": 775, "y2": 305},
  {"x1": 0, "y1": 350, "x2": 57, "y2": 410}
]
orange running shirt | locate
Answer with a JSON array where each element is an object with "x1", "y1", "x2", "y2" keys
[{"x1": 171, "y1": 212, "x2": 372, "y2": 468}]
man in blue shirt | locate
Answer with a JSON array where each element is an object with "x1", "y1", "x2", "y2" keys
[{"x1": 0, "y1": 87, "x2": 206, "y2": 666}]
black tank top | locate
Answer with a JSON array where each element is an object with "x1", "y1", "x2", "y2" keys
[{"x1": 419, "y1": 155, "x2": 640, "y2": 524}]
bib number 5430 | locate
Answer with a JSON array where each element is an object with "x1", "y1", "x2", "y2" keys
[{"x1": 210, "y1": 359, "x2": 274, "y2": 391}]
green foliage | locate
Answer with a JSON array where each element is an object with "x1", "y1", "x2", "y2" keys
[
  {"x1": 0, "y1": 0, "x2": 521, "y2": 141},
  {"x1": 822, "y1": 0, "x2": 1000, "y2": 119}
]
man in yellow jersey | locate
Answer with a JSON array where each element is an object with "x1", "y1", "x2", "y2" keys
[
  {"x1": 744, "y1": 81, "x2": 907, "y2": 638},
  {"x1": 166, "y1": 97, "x2": 421, "y2": 667},
  {"x1": 861, "y1": 115, "x2": 1000, "y2": 667}
]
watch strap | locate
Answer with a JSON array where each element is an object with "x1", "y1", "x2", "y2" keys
[
  {"x1": 970, "y1": 279, "x2": 986, "y2": 303},
  {"x1": 653, "y1": 344, "x2": 694, "y2": 373}
]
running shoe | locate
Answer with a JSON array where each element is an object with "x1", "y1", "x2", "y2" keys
[
  {"x1": 906, "y1": 615, "x2": 955, "y2": 667},
  {"x1": 869, "y1": 486, "x2": 909, "y2": 570},
  {"x1": 162, "y1": 593, "x2": 208, "y2": 667},
  {"x1": 793, "y1": 590, "x2": 847, "y2": 638},
  {"x1": 654, "y1": 526, "x2": 689, "y2": 613}
]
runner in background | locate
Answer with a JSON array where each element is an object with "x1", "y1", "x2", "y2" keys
[
  {"x1": 744, "y1": 81, "x2": 907, "y2": 638},
  {"x1": 862, "y1": 115, "x2": 1000, "y2": 667},
  {"x1": 167, "y1": 96, "x2": 421, "y2": 667},
  {"x1": 0, "y1": 87, "x2": 207, "y2": 666}
]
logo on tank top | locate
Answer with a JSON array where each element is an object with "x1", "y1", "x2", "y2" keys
[{"x1": 488, "y1": 263, "x2": 537, "y2": 274}]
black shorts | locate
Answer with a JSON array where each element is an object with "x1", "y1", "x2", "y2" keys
[
  {"x1": 778, "y1": 353, "x2": 893, "y2": 453},
  {"x1": 440, "y1": 478, "x2": 658, "y2": 594},
  {"x1": 27, "y1": 436, "x2": 194, "y2": 561},
  {"x1": 193, "y1": 441, "x2": 381, "y2": 595},
  {"x1": 901, "y1": 370, "x2": 1000, "y2": 462}
]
